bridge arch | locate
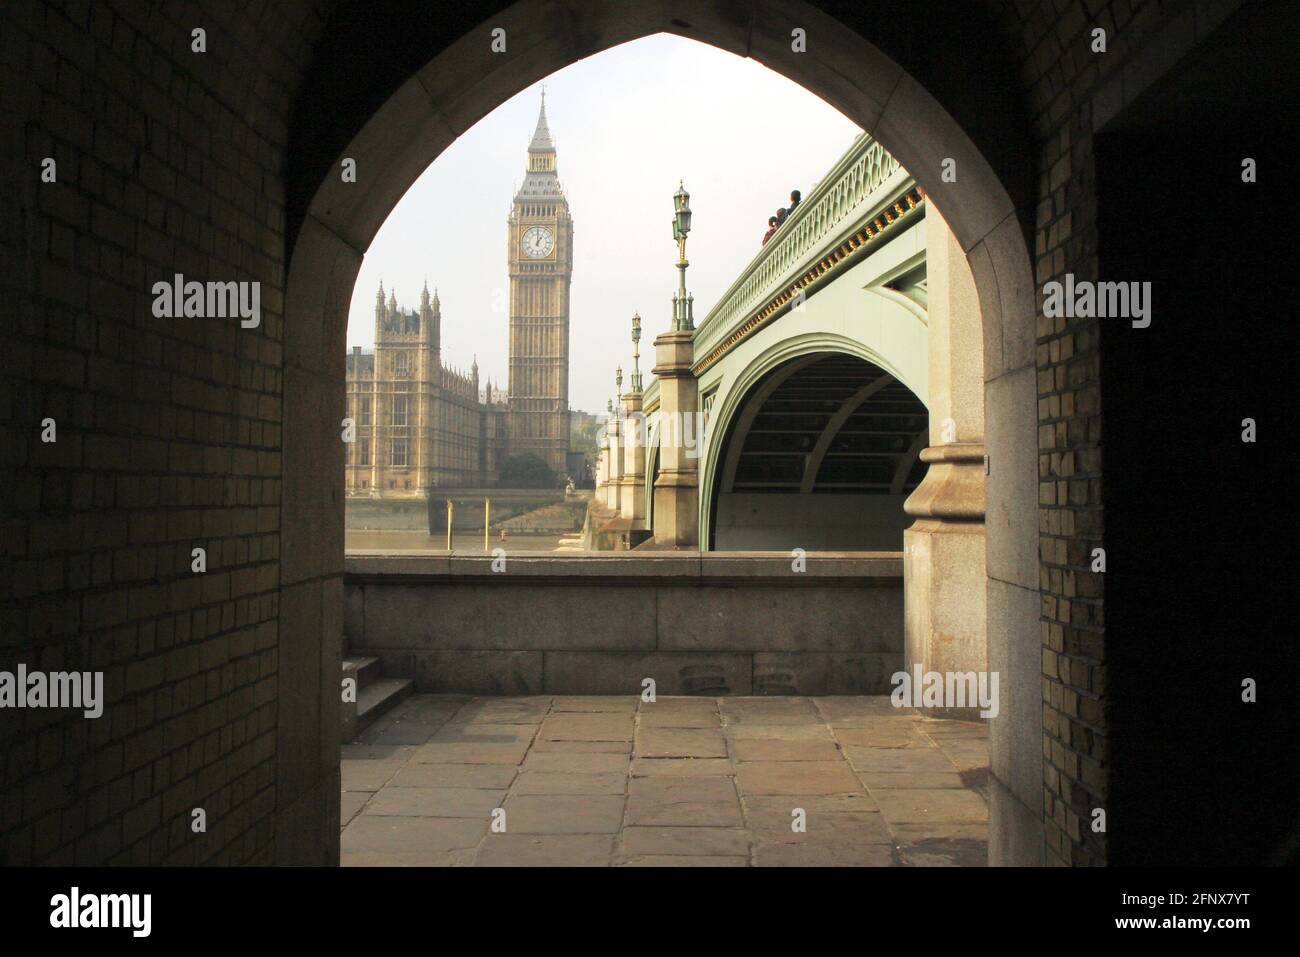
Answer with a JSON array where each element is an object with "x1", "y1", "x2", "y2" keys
[
  {"x1": 285, "y1": 0, "x2": 1041, "y2": 863},
  {"x1": 703, "y1": 349, "x2": 929, "y2": 551},
  {"x1": 698, "y1": 332, "x2": 924, "y2": 549}
]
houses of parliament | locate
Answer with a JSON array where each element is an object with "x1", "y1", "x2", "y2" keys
[{"x1": 345, "y1": 94, "x2": 574, "y2": 497}]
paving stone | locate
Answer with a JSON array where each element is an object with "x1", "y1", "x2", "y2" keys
[
  {"x1": 918, "y1": 718, "x2": 987, "y2": 737},
  {"x1": 842, "y1": 746, "x2": 956, "y2": 774},
  {"x1": 340, "y1": 744, "x2": 414, "y2": 761},
  {"x1": 754, "y1": 841, "x2": 896, "y2": 866},
  {"x1": 340, "y1": 816, "x2": 486, "y2": 861},
  {"x1": 474, "y1": 834, "x2": 615, "y2": 867},
  {"x1": 343, "y1": 848, "x2": 477, "y2": 867},
  {"x1": 640, "y1": 696, "x2": 720, "y2": 711},
  {"x1": 871, "y1": 788, "x2": 989, "y2": 825},
  {"x1": 429, "y1": 723, "x2": 538, "y2": 743},
  {"x1": 618, "y1": 855, "x2": 748, "y2": 867},
  {"x1": 814, "y1": 697, "x2": 913, "y2": 721},
  {"x1": 499, "y1": 795, "x2": 627, "y2": 833},
  {"x1": 932, "y1": 739, "x2": 990, "y2": 771},
  {"x1": 626, "y1": 777, "x2": 742, "y2": 827},
  {"x1": 629, "y1": 776, "x2": 738, "y2": 804},
  {"x1": 621, "y1": 826, "x2": 749, "y2": 857},
  {"x1": 337, "y1": 695, "x2": 998, "y2": 867},
  {"x1": 897, "y1": 837, "x2": 988, "y2": 866},
  {"x1": 742, "y1": 793, "x2": 890, "y2": 843},
  {"x1": 540, "y1": 713, "x2": 635, "y2": 742},
  {"x1": 626, "y1": 801, "x2": 743, "y2": 828},
  {"x1": 524, "y1": 751, "x2": 631, "y2": 773},
  {"x1": 858, "y1": 771, "x2": 968, "y2": 789},
  {"x1": 833, "y1": 726, "x2": 930, "y2": 748},
  {"x1": 451, "y1": 697, "x2": 551, "y2": 724},
  {"x1": 720, "y1": 696, "x2": 816, "y2": 712},
  {"x1": 723, "y1": 723, "x2": 833, "y2": 741},
  {"x1": 532, "y1": 739, "x2": 631, "y2": 754},
  {"x1": 511, "y1": 771, "x2": 626, "y2": 795},
  {"x1": 552, "y1": 695, "x2": 639, "y2": 713},
  {"x1": 358, "y1": 722, "x2": 441, "y2": 746},
  {"x1": 638, "y1": 711, "x2": 722, "y2": 729},
  {"x1": 889, "y1": 822, "x2": 988, "y2": 842},
  {"x1": 742, "y1": 793, "x2": 881, "y2": 818},
  {"x1": 631, "y1": 758, "x2": 733, "y2": 777},
  {"x1": 389, "y1": 698, "x2": 465, "y2": 723},
  {"x1": 412, "y1": 740, "x2": 532, "y2": 765},
  {"x1": 363, "y1": 787, "x2": 506, "y2": 818},
  {"x1": 636, "y1": 728, "x2": 728, "y2": 758},
  {"x1": 735, "y1": 760, "x2": 863, "y2": 795},
  {"x1": 719, "y1": 704, "x2": 821, "y2": 726},
  {"x1": 341, "y1": 759, "x2": 406, "y2": 792},
  {"x1": 341, "y1": 791, "x2": 371, "y2": 827},
  {"x1": 750, "y1": 812, "x2": 893, "y2": 845},
  {"x1": 733, "y1": 738, "x2": 842, "y2": 762},
  {"x1": 388, "y1": 763, "x2": 519, "y2": 789}
]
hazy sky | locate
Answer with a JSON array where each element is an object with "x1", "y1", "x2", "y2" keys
[{"x1": 346, "y1": 34, "x2": 862, "y2": 413}]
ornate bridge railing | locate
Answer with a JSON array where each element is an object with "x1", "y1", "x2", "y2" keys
[{"x1": 691, "y1": 132, "x2": 919, "y2": 374}]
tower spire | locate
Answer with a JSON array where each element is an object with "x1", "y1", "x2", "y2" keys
[{"x1": 528, "y1": 88, "x2": 554, "y2": 152}]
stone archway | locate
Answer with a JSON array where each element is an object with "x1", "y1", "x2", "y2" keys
[{"x1": 284, "y1": 0, "x2": 1042, "y2": 863}]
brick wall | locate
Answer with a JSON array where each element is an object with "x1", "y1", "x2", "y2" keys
[
  {"x1": 0, "y1": 0, "x2": 329, "y2": 864},
  {"x1": 985, "y1": 0, "x2": 1241, "y2": 866}
]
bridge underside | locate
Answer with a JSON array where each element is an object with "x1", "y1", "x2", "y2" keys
[{"x1": 710, "y1": 354, "x2": 928, "y2": 551}]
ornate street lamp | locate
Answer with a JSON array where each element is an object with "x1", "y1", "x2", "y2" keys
[
  {"x1": 671, "y1": 181, "x2": 694, "y2": 331},
  {"x1": 630, "y1": 312, "x2": 643, "y2": 393}
]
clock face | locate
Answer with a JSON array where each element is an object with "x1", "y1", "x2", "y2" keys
[{"x1": 521, "y1": 226, "x2": 555, "y2": 259}]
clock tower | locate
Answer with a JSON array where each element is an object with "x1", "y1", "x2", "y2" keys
[{"x1": 507, "y1": 91, "x2": 573, "y2": 476}]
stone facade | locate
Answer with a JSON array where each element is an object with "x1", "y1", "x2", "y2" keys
[{"x1": 345, "y1": 285, "x2": 507, "y2": 496}]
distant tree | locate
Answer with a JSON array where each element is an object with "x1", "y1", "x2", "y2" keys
[
  {"x1": 569, "y1": 418, "x2": 601, "y2": 455},
  {"x1": 500, "y1": 453, "x2": 557, "y2": 489}
]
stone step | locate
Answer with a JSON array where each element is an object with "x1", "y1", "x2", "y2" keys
[
  {"x1": 342, "y1": 655, "x2": 381, "y2": 691},
  {"x1": 355, "y1": 677, "x2": 414, "y2": 734}
]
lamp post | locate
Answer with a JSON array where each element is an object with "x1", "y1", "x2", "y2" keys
[
  {"x1": 630, "y1": 312, "x2": 642, "y2": 393},
  {"x1": 671, "y1": 181, "x2": 694, "y2": 331},
  {"x1": 649, "y1": 179, "x2": 700, "y2": 547}
]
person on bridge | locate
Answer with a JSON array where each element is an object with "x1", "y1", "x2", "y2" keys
[
  {"x1": 762, "y1": 215, "x2": 778, "y2": 245},
  {"x1": 788, "y1": 189, "x2": 801, "y2": 214}
]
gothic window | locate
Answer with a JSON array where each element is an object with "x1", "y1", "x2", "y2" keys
[
  {"x1": 392, "y1": 395, "x2": 408, "y2": 426},
  {"x1": 393, "y1": 352, "x2": 410, "y2": 377},
  {"x1": 359, "y1": 397, "x2": 371, "y2": 425},
  {"x1": 358, "y1": 441, "x2": 370, "y2": 466},
  {"x1": 391, "y1": 439, "x2": 409, "y2": 467}
]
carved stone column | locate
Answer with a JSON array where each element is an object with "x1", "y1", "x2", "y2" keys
[
  {"x1": 651, "y1": 330, "x2": 698, "y2": 547},
  {"x1": 604, "y1": 408, "x2": 622, "y2": 512},
  {"x1": 903, "y1": 208, "x2": 987, "y2": 710},
  {"x1": 620, "y1": 392, "x2": 646, "y2": 523}
]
